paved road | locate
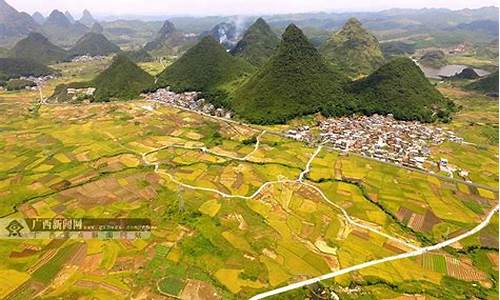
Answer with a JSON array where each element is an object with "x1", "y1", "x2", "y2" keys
[
  {"x1": 250, "y1": 204, "x2": 500, "y2": 300},
  {"x1": 139, "y1": 135, "x2": 497, "y2": 300}
]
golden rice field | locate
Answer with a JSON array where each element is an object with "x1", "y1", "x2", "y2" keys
[{"x1": 0, "y1": 61, "x2": 497, "y2": 299}]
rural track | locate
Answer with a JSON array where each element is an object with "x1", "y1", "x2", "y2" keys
[{"x1": 249, "y1": 204, "x2": 500, "y2": 300}]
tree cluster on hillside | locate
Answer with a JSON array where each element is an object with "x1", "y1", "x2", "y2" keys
[
  {"x1": 0, "y1": 57, "x2": 55, "y2": 80},
  {"x1": 46, "y1": 17, "x2": 454, "y2": 125},
  {"x1": 4, "y1": 78, "x2": 35, "y2": 90},
  {"x1": 466, "y1": 71, "x2": 499, "y2": 96}
]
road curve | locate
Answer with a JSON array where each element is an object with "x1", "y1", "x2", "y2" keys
[
  {"x1": 149, "y1": 100, "x2": 498, "y2": 193},
  {"x1": 249, "y1": 204, "x2": 499, "y2": 300}
]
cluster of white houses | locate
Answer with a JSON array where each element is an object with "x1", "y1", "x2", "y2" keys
[
  {"x1": 286, "y1": 114, "x2": 466, "y2": 172},
  {"x1": 71, "y1": 55, "x2": 107, "y2": 63},
  {"x1": 144, "y1": 88, "x2": 232, "y2": 118}
]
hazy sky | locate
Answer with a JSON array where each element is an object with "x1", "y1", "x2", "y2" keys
[{"x1": 10, "y1": 0, "x2": 499, "y2": 17}]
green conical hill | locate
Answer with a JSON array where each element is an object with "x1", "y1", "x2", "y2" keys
[
  {"x1": 232, "y1": 24, "x2": 352, "y2": 124},
  {"x1": 230, "y1": 17, "x2": 280, "y2": 67},
  {"x1": 91, "y1": 54, "x2": 153, "y2": 101},
  {"x1": 349, "y1": 57, "x2": 454, "y2": 122},
  {"x1": 67, "y1": 32, "x2": 120, "y2": 58}
]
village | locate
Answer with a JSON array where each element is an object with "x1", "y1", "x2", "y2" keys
[
  {"x1": 139, "y1": 89, "x2": 470, "y2": 180},
  {"x1": 143, "y1": 88, "x2": 233, "y2": 118},
  {"x1": 285, "y1": 114, "x2": 469, "y2": 179},
  {"x1": 71, "y1": 55, "x2": 107, "y2": 63}
]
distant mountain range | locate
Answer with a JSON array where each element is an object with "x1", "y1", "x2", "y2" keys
[
  {"x1": 41, "y1": 10, "x2": 89, "y2": 46},
  {"x1": 0, "y1": 0, "x2": 497, "y2": 50},
  {"x1": 64, "y1": 10, "x2": 75, "y2": 23},
  {"x1": 31, "y1": 11, "x2": 45, "y2": 24},
  {"x1": 0, "y1": 1, "x2": 100, "y2": 47},
  {"x1": 80, "y1": 9, "x2": 96, "y2": 26},
  {"x1": 456, "y1": 20, "x2": 499, "y2": 36}
]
